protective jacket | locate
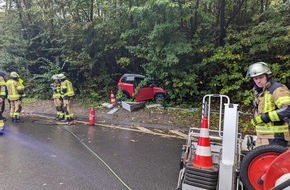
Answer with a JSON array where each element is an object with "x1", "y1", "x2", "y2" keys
[
  {"x1": 254, "y1": 78, "x2": 290, "y2": 140},
  {"x1": 52, "y1": 82, "x2": 62, "y2": 99},
  {"x1": 0, "y1": 79, "x2": 6, "y2": 99},
  {"x1": 6, "y1": 78, "x2": 25, "y2": 101},
  {"x1": 61, "y1": 80, "x2": 75, "y2": 97}
]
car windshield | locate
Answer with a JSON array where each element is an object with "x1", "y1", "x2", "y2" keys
[
  {"x1": 121, "y1": 76, "x2": 135, "y2": 84},
  {"x1": 126, "y1": 76, "x2": 135, "y2": 82}
]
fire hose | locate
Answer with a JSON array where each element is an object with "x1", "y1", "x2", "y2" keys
[{"x1": 32, "y1": 119, "x2": 132, "y2": 190}]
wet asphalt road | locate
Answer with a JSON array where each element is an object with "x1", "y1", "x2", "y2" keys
[{"x1": 0, "y1": 116, "x2": 185, "y2": 190}]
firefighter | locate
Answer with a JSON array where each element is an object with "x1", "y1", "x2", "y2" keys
[
  {"x1": 247, "y1": 62, "x2": 290, "y2": 147},
  {"x1": 0, "y1": 72, "x2": 6, "y2": 130},
  {"x1": 51, "y1": 74, "x2": 63, "y2": 120},
  {"x1": 57, "y1": 73, "x2": 75, "y2": 123},
  {"x1": 6, "y1": 71, "x2": 25, "y2": 122}
]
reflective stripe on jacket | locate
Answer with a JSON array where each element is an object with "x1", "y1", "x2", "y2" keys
[
  {"x1": 254, "y1": 80, "x2": 290, "y2": 134},
  {"x1": 52, "y1": 84, "x2": 62, "y2": 98},
  {"x1": 0, "y1": 81, "x2": 6, "y2": 97},
  {"x1": 61, "y1": 80, "x2": 75, "y2": 97}
]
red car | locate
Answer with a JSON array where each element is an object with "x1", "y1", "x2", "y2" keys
[{"x1": 117, "y1": 74, "x2": 167, "y2": 102}]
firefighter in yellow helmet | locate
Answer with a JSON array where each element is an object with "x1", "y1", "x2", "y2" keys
[
  {"x1": 246, "y1": 62, "x2": 290, "y2": 147},
  {"x1": 6, "y1": 71, "x2": 25, "y2": 122},
  {"x1": 50, "y1": 74, "x2": 64, "y2": 120},
  {"x1": 58, "y1": 73, "x2": 75, "y2": 124},
  {"x1": 0, "y1": 72, "x2": 7, "y2": 131}
]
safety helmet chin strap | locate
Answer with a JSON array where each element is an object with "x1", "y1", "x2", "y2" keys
[{"x1": 266, "y1": 74, "x2": 272, "y2": 81}]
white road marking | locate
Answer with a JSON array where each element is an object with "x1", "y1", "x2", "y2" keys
[
  {"x1": 135, "y1": 126, "x2": 155, "y2": 134},
  {"x1": 153, "y1": 129, "x2": 164, "y2": 133},
  {"x1": 28, "y1": 113, "x2": 186, "y2": 139},
  {"x1": 169, "y1": 130, "x2": 188, "y2": 138}
]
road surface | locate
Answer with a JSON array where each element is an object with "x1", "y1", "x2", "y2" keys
[{"x1": 0, "y1": 115, "x2": 186, "y2": 190}]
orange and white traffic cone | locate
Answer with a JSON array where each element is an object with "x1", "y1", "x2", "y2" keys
[
  {"x1": 110, "y1": 90, "x2": 117, "y2": 106},
  {"x1": 192, "y1": 116, "x2": 214, "y2": 169}
]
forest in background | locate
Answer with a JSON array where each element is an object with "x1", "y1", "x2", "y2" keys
[{"x1": 0, "y1": 0, "x2": 289, "y2": 107}]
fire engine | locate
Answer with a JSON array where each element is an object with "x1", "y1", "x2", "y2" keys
[{"x1": 176, "y1": 94, "x2": 290, "y2": 190}]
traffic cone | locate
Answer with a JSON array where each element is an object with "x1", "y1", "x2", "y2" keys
[
  {"x1": 192, "y1": 116, "x2": 214, "y2": 169},
  {"x1": 88, "y1": 108, "x2": 95, "y2": 126},
  {"x1": 110, "y1": 90, "x2": 117, "y2": 106}
]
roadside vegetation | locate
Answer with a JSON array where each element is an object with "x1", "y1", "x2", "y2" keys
[{"x1": 0, "y1": 0, "x2": 289, "y2": 133}]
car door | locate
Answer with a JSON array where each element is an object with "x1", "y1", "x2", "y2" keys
[
  {"x1": 118, "y1": 75, "x2": 135, "y2": 98},
  {"x1": 122, "y1": 76, "x2": 135, "y2": 97},
  {"x1": 136, "y1": 87, "x2": 154, "y2": 102},
  {"x1": 135, "y1": 77, "x2": 154, "y2": 102}
]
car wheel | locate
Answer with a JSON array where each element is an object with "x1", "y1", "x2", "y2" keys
[{"x1": 154, "y1": 93, "x2": 165, "y2": 103}]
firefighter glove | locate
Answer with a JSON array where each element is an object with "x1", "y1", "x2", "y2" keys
[
  {"x1": 63, "y1": 95, "x2": 69, "y2": 100},
  {"x1": 18, "y1": 90, "x2": 24, "y2": 95},
  {"x1": 251, "y1": 113, "x2": 270, "y2": 126}
]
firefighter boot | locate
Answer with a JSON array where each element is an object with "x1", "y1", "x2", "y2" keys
[
  {"x1": 14, "y1": 115, "x2": 24, "y2": 123},
  {"x1": 61, "y1": 117, "x2": 68, "y2": 122},
  {"x1": 0, "y1": 120, "x2": 4, "y2": 131},
  {"x1": 15, "y1": 119, "x2": 24, "y2": 123}
]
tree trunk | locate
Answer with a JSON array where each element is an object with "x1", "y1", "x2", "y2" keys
[
  {"x1": 219, "y1": 0, "x2": 226, "y2": 46},
  {"x1": 90, "y1": 0, "x2": 94, "y2": 22},
  {"x1": 192, "y1": 0, "x2": 200, "y2": 38}
]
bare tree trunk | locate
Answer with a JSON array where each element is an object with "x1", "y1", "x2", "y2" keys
[
  {"x1": 260, "y1": 0, "x2": 264, "y2": 12},
  {"x1": 129, "y1": 0, "x2": 134, "y2": 29},
  {"x1": 191, "y1": 0, "x2": 200, "y2": 38},
  {"x1": 14, "y1": 0, "x2": 26, "y2": 28},
  {"x1": 219, "y1": 0, "x2": 226, "y2": 46},
  {"x1": 22, "y1": 0, "x2": 32, "y2": 23},
  {"x1": 90, "y1": 0, "x2": 94, "y2": 22}
]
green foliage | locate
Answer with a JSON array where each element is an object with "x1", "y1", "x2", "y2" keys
[
  {"x1": 124, "y1": 0, "x2": 197, "y2": 103},
  {"x1": 133, "y1": 79, "x2": 147, "y2": 97},
  {"x1": 0, "y1": 0, "x2": 289, "y2": 109},
  {"x1": 89, "y1": 91, "x2": 103, "y2": 102},
  {"x1": 116, "y1": 90, "x2": 123, "y2": 101},
  {"x1": 117, "y1": 57, "x2": 131, "y2": 68}
]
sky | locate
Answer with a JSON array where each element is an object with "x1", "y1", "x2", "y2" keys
[{"x1": 0, "y1": 1, "x2": 4, "y2": 12}]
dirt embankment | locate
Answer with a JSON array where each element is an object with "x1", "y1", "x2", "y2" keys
[
  {"x1": 21, "y1": 99, "x2": 198, "y2": 131},
  {"x1": 20, "y1": 99, "x2": 253, "y2": 134}
]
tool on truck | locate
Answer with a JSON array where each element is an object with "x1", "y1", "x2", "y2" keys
[{"x1": 176, "y1": 94, "x2": 290, "y2": 190}]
